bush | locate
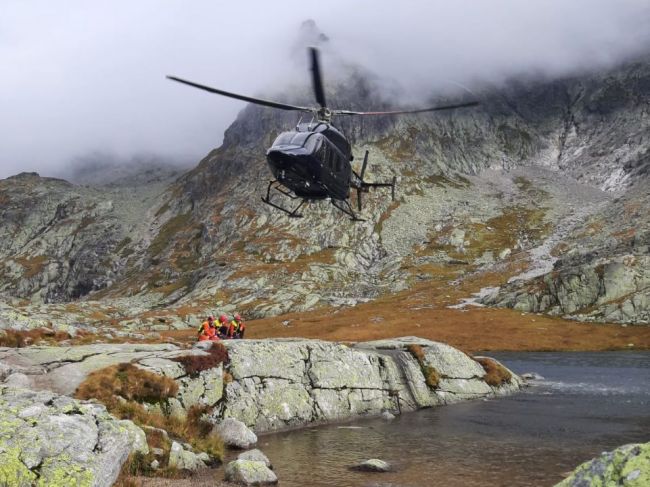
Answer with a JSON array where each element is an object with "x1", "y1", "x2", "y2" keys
[
  {"x1": 423, "y1": 365, "x2": 441, "y2": 388},
  {"x1": 406, "y1": 344, "x2": 425, "y2": 361},
  {"x1": 475, "y1": 357, "x2": 512, "y2": 387},
  {"x1": 172, "y1": 343, "x2": 229, "y2": 377},
  {"x1": 406, "y1": 344, "x2": 441, "y2": 390}
]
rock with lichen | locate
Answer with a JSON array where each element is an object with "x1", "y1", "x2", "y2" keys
[
  {"x1": 555, "y1": 441, "x2": 650, "y2": 487},
  {"x1": 0, "y1": 385, "x2": 147, "y2": 487}
]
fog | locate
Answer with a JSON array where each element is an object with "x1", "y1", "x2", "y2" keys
[{"x1": 1, "y1": 0, "x2": 649, "y2": 179}]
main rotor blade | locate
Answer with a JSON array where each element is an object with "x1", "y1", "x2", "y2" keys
[
  {"x1": 166, "y1": 75, "x2": 313, "y2": 112},
  {"x1": 309, "y1": 47, "x2": 327, "y2": 108},
  {"x1": 333, "y1": 100, "x2": 479, "y2": 116}
]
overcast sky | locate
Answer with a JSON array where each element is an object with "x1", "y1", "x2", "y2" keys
[{"x1": 1, "y1": 1, "x2": 649, "y2": 179}]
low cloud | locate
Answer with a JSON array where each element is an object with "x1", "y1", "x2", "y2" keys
[{"x1": 1, "y1": 0, "x2": 649, "y2": 178}]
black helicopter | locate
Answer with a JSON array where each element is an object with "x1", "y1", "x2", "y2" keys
[{"x1": 167, "y1": 48, "x2": 478, "y2": 221}]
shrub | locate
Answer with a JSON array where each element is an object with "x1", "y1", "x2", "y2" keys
[
  {"x1": 406, "y1": 344, "x2": 425, "y2": 361},
  {"x1": 423, "y1": 365, "x2": 441, "y2": 388},
  {"x1": 116, "y1": 452, "x2": 184, "y2": 484},
  {"x1": 475, "y1": 357, "x2": 512, "y2": 387},
  {"x1": 406, "y1": 344, "x2": 441, "y2": 390},
  {"x1": 172, "y1": 343, "x2": 229, "y2": 377}
]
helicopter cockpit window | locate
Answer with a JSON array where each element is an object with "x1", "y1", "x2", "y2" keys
[{"x1": 273, "y1": 132, "x2": 294, "y2": 146}]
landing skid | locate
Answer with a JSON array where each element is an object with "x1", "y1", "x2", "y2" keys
[
  {"x1": 332, "y1": 198, "x2": 365, "y2": 222},
  {"x1": 261, "y1": 180, "x2": 306, "y2": 218},
  {"x1": 353, "y1": 150, "x2": 397, "y2": 211}
]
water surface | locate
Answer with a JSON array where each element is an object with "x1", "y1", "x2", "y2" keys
[{"x1": 250, "y1": 352, "x2": 650, "y2": 486}]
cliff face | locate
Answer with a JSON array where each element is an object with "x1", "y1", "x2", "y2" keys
[{"x1": 0, "y1": 54, "x2": 648, "y2": 325}]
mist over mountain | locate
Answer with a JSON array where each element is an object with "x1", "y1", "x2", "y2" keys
[{"x1": 2, "y1": 1, "x2": 650, "y2": 178}]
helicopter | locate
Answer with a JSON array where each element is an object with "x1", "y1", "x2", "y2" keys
[{"x1": 167, "y1": 48, "x2": 478, "y2": 221}]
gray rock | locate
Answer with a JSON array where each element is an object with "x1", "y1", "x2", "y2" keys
[
  {"x1": 381, "y1": 411, "x2": 396, "y2": 420},
  {"x1": 238, "y1": 449, "x2": 272, "y2": 468},
  {"x1": 168, "y1": 441, "x2": 207, "y2": 471},
  {"x1": 218, "y1": 338, "x2": 519, "y2": 432},
  {"x1": 3, "y1": 372, "x2": 33, "y2": 389},
  {"x1": 225, "y1": 459, "x2": 278, "y2": 485},
  {"x1": 351, "y1": 459, "x2": 392, "y2": 472},
  {"x1": 0, "y1": 385, "x2": 147, "y2": 486},
  {"x1": 555, "y1": 441, "x2": 650, "y2": 486},
  {"x1": 521, "y1": 372, "x2": 545, "y2": 380},
  {"x1": 213, "y1": 418, "x2": 258, "y2": 449}
]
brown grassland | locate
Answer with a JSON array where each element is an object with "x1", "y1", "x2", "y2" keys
[{"x1": 163, "y1": 263, "x2": 650, "y2": 353}]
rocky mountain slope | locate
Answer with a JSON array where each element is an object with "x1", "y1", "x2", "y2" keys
[{"x1": 0, "y1": 44, "x2": 648, "y2": 329}]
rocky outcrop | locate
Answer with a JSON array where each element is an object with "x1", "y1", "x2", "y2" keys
[
  {"x1": 556, "y1": 441, "x2": 650, "y2": 487},
  {"x1": 214, "y1": 337, "x2": 521, "y2": 432},
  {"x1": 0, "y1": 385, "x2": 147, "y2": 486},
  {"x1": 0, "y1": 338, "x2": 521, "y2": 435},
  {"x1": 0, "y1": 343, "x2": 224, "y2": 416},
  {"x1": 484, "y1": 243, "x2": 650, "y2": 324}
]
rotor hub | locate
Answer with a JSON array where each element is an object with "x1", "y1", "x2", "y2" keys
[{"x1": 317, "y1": 107, "x2": 332, "y2": 122}]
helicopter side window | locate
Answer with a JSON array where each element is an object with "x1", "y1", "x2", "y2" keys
[
  {"x1": 335, "y1": 153, "x2": 342, "y2": 173},
  {"x1": 328, "y1": 147, "x2": 336, "y2": 171}
]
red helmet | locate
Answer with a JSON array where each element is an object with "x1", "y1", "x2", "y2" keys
[
  {"x1": 208, "y1": 315, "x2": 215, "y2": 321},
  {"x1": 219, "y1": 314, "x2": 228, "y2": 323},
  {"x1": 234, "y1": 313, "x2": 241, "y2": 320}
]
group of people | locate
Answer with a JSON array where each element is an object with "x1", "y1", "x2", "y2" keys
[{"x1": 198, "y1": 313, "x2": 246, "y2": 342}]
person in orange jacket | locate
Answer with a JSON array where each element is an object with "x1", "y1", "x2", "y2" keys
[
  {"x1": 197, "y1": 315, "x2": 219, "y2": 342},
  {"x1": 228, "y1": 313, "x2": 246, "y2": 339}
]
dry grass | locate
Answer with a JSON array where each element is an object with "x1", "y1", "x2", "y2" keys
[
  {"x1": 76, "y1": 363, "x2": 179, "y2": 404},
  {"x1": 172, "y1": 343, "x2": 229, "y2": 377},
  {"x1": 14, "y1": 255, "x2": 48, "y2": 279},
  {"x1": 162, "y1": 234, "x2": 650, "y2": 354},
  {"x1": 75, "y1": 365, "x2": 224, "y2": 470},
  {"x1": 0, "y1": 329, "x2": 71, "y2": 348},
  {"x1": 475, "y1": 357, "x2": 512, "y2": 387},
  {"x1": 116, "y1": 452, "x2": 184, "y2": 482}
]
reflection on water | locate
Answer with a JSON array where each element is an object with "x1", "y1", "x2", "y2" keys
[{"x1": 250, "y1": 352, "x2": 650, "y2": 487}]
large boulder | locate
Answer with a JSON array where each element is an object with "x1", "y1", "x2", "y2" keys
[
  {"x1": 0, "y1": 385, "x2": 147, "y2": 486},
  {"x1": 225, "y1": 459, "x2": 278, "y2": 485},
  {"x1": 556, "y1": 442, "x2": 650, "y2": 486},
  {"x1": 238, "y1": 449, "x2": 272, "y2": 468},
  {"x1": 213, "y1": 418, "x2": 258, "y2": 449}
]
